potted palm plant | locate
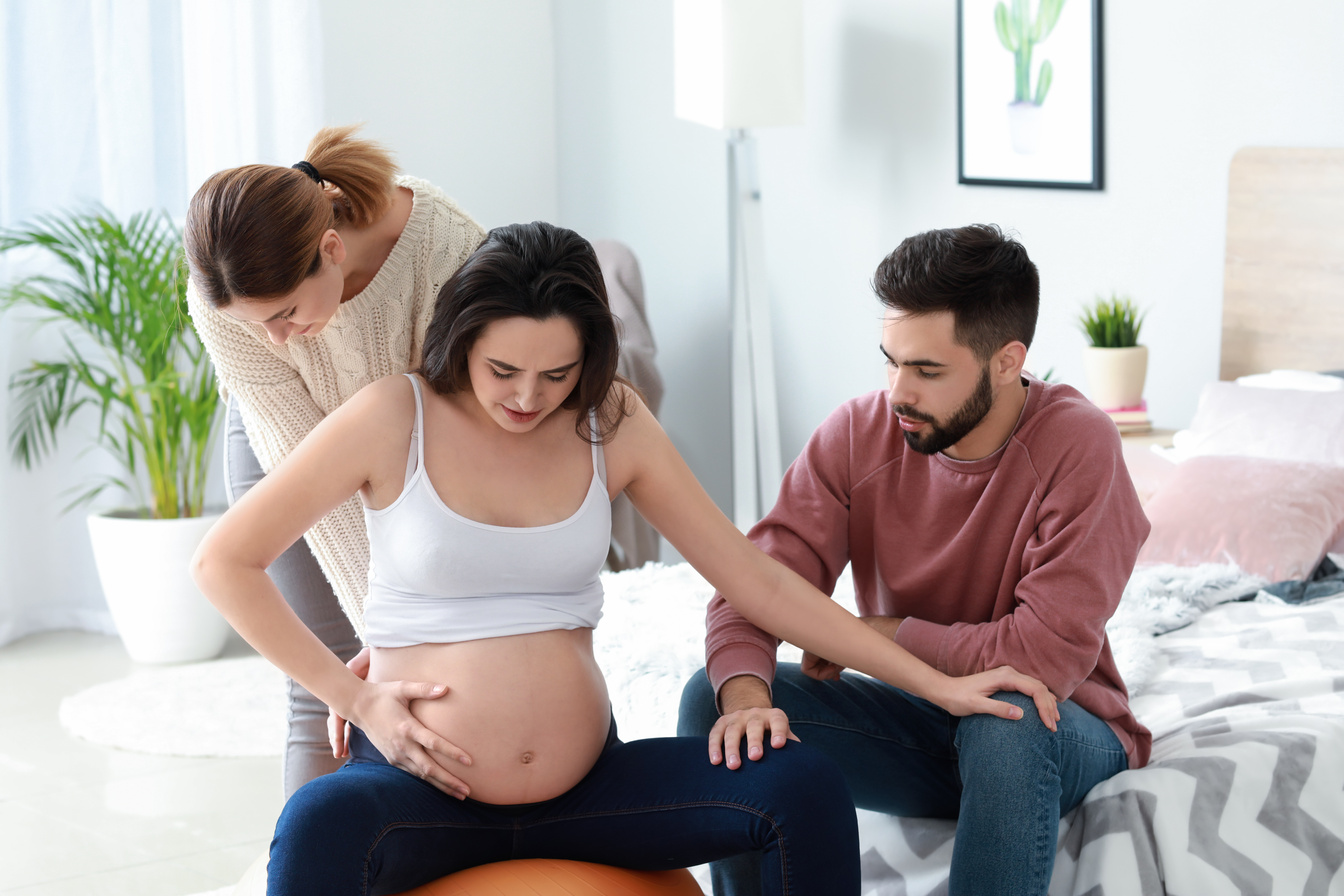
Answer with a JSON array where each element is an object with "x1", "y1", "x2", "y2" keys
[
  {"x1": 0, "y1": 208, "x2": 228, "y2": 663},
  {"x1": 1078, "y1": 293, "x2": 1149, "y2": 411}
]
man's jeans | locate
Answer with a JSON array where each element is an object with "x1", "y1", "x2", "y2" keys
[{"x1": 678, "y1": 663, "x2": 1128, "y2": 896}]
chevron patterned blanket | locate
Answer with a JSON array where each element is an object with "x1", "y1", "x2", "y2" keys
[
  {"x1": 595, "y1": 562, "x2": 1344, "y2": 895},
  {"x1": 851, "y1": 593, "x2": 1344, "y2": 896}
]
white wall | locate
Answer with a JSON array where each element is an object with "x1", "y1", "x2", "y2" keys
[
  {"x1": 552, "y1": 0, "x2": 1344, "y2": 516},
  {"x1": 319, "y1": 0, "x2": 560, "y2": 229},
  {"x1": 554, "y1": 0, "x2": 737, "y2": 507}
]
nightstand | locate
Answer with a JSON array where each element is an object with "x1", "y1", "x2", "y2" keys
[{"x1": 1118, "y1": 428, "x2": 1177, "y2": 450}]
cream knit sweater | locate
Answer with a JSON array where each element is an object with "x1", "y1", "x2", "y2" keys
[{"x1": 188, "y1": 176, "x2": 486, "y2": 638}]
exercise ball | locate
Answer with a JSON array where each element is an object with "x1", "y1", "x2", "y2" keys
[{"x1": 397, "y1": 859, "x2": 704, "y2": 895}]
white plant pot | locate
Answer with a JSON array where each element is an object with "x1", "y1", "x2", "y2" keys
[
  {"x1": 1082, "y1": 345, "x2": 1149, "y2": 411},
  {"x1": 1007, "y1": 101, "x2": 1043, "y2": 155},
  {"x1": 87, "y1": 509, "x2": 230, "y2": 664}
]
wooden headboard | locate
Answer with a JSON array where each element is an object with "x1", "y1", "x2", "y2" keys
[{"x1": 1220, "y1": 147, "x2": 1344, "y2": 380}]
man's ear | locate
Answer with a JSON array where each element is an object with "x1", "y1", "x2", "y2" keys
[{"x1": 994, "y1": 341, "x2": 1027, "y2": 384}]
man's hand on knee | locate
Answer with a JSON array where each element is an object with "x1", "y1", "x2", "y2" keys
[
  {"x1": 709, "y1": 707, "x2": 799, "y2": 769},
  {"x1": 708, "y1": 675, "x2": 801, "y2": 769}
]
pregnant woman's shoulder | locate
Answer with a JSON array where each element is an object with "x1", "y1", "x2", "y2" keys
[{"x1": 348, "y1": 373, "x2": 419, "y2": 423}]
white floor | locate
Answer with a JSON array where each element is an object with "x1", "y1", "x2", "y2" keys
[{"x1": 0, "y1": 629, "x2": 279, "y2": 895}]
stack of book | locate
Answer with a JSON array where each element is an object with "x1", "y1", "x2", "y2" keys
[{"x1": 1104, "y1": 401, "x2": 1151, "y2": 434}]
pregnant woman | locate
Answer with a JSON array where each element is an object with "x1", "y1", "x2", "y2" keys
[{"x1": 191, "y1": 222, "x2": 1058, "y2": 895}]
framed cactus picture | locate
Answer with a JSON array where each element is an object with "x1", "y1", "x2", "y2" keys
[{"x1": 957, "y1": 0, "x2": 1103, "y2": 189}]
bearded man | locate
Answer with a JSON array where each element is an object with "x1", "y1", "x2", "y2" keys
[{"x1": 678, "y1": 224, "x2": 1152, "y2": 896}]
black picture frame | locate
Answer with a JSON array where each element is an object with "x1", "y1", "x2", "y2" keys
[{"x1": 957, "y1": 0, "x2": 1104, "y2": 190}]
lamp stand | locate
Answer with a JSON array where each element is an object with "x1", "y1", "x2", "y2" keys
[{"x1": 727, "y1": 128, "x2": 783, "y2": 531}]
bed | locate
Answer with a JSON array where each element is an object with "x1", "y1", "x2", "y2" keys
[{"x1": 594, "y1": 146, "x2": 1344, "y2": 895}]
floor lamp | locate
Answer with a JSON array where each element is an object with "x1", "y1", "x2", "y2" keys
[{"x1": 673, "y1": 0, "x2": 804, "y2": 531}]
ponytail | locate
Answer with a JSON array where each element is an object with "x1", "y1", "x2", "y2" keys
[
  {"x1": 183, "y1": 124, "x2": 399, "y2": 308},
  {"x1": 304, "y1": 124, "x2": 397, "y2": 228}
]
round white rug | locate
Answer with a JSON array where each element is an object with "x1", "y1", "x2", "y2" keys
[{"x1": 60, "y1": 656, "x2": 286, "y2": 757}]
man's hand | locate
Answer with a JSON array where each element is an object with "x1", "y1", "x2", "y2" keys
[
  {"x1": 801, "y1": 615, "x2": 904, "y2": 680},
  {"x1": 708, "y1": 675, "x2": 799, "y2": 769}
]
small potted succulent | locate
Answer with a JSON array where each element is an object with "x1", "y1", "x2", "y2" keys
[{"x1": 1078, "y1": 293, "x2": 1149, "y2": 411}]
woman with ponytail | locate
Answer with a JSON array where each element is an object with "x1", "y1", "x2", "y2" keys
[{"x1": 184, "y1": 125, "x2": 485, "y2": 797}]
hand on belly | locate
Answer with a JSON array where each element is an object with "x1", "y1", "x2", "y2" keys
[
  {"x1": 412, "y1": 684, "x2": 611, "y2": 804},
  {"x1": 375, "y1": 631, "x2": 613, "y2": 805}
]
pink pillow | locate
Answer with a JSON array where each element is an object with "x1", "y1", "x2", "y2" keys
[{"x1": 1138, "y1": 456, "x2": 1344, "y2": 582}]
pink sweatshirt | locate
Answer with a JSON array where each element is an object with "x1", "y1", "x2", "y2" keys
[{"x1": 705, "y1": 378, "x2": 1153, "y2": 769}]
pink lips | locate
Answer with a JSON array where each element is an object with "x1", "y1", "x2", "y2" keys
[
  {"x1": 897, "y1": 416, "x2": 926, "y2": 432},
  {"x1": 504, "y1": 406, "x2": 540, "y2": 423}
]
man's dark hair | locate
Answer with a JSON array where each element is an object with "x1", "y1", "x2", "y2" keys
[{"x1": 872, "y1": 224, "x2": 1039, "y2": 360}]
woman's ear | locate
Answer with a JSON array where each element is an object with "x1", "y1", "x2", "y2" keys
[{"x1": 321, "y1": 229, "x2": 347, "y2": 267}]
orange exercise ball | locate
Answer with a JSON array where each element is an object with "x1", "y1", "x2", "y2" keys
[{"x1": 395, "y1": 859, "x2": 704, "y2": 896}]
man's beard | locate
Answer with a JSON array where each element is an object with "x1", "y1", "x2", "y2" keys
[{"x1": 893, "y1": 365, "x2": 995, "y2": 455}]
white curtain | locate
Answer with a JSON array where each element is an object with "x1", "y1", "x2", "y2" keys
[
  {"x1": 181, "y1": 0, "x2": 325, "y2": 185},
  {"x1": 0, "y1": 0, "x2": 322, "y2": 646}
]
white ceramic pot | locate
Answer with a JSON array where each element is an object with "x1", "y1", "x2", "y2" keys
[
  {"x1": 86, "y1": 509, "x2": 230, "y2": 664},
  {"x1": 1082, "y1": 345, "x2": 1149, "y2": 410}
]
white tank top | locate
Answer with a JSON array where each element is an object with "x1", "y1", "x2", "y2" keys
[{"x1": 362, "y1": 374, "x2": 609, "y2": 647}]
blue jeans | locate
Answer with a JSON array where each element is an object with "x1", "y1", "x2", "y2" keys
[
  {"x1": 268, "y1": 719, "x2": 860, "y2": 895},
  {"x1": 678, "y1": 664, "x2": 1128, "y2": 896}
]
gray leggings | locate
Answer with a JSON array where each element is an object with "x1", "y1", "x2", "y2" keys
[{"x1": 223, "y1": 398, "x2": 363, "y2": 799}]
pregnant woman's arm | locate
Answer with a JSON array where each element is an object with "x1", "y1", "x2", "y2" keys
[{"x1": 192, "y1": 379, "x2": 474, "y2": 796}]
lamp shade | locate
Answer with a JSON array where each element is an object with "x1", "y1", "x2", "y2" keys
[{"x1": 673, "y1": 0, "x2": 804, "y2": 130}]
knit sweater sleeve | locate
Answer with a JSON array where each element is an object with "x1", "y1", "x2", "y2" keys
[
  {"x1": 187, "y1": 282, "x2": 374, "y2": 633},
  {"x1": 704, "y1": 401, "x2": 856, "y2": 703}
]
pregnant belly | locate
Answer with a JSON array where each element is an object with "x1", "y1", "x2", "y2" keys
[{"x1": 368, "y1": 628, "x2": 611, "y2": 805}]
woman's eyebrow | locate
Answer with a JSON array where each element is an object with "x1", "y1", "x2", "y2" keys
[
  {"x1": 224, "y1": 305, "x2": 294, "y2": 323},
  {"x1": 486, "y1": 358, "x2": 582, "y2": 374}
]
